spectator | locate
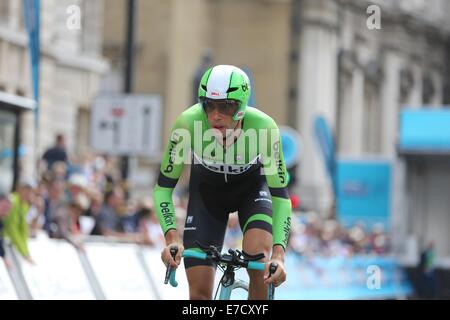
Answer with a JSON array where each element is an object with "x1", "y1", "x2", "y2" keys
[
  {"x1": 97, "y1": 188, "x2": 124, "y2": 236},
  {"x1": 42, "y1": 134, "x2": 68, "y2": 170},
  {"x1": 51, "y1": 161, "x2": 68, "y2": 181},
  {"x1": 43, "y1": 179, "x2": 65, "y2": 236},
  {"x1": 3, "y1": 179, "x2": 36, "y2": 264},
  {"x1": 67, "y1": 174, "x2": 88, "y2": 203},
  {"x1": 28, "y1": 180, "x2": 46, "y2": 238},
  {"x1": 0, "y1": 191, "x2": 12, "y2": 268},
  {"x1": 48, "y1": 188, "x2": 86, "y2": 251},
  {"x1": 96, "y1": 188, "x2": 140, "y2": 242},
  {"x1": 136, "y1": 201, "x2": 164, "y2": 248},
  {"x1": 419, "y1": 241, "x2": 438, "y2": 299},
  {"x1": 120, "y1": 199, "x2": 140, "y2": 233},
  {"x1": 84, "y1": 190, "x2": 104, "y2": 236}
]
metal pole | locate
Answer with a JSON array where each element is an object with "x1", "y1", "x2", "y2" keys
[
  {"x1": 121, "y1": 0, "x2": 137, "y2": 183},
  {"x1": 124, "y1": 0, "x2": 136, "y2": 94},
  {"x1": 12, "y1": 110, "x2": 20, "y2": 191}
]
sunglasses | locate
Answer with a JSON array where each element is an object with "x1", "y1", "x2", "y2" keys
[{"x1": 201, "y1": 98, "x2": 240, "y2": 116}]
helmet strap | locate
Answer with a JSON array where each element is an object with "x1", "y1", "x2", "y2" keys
[{"x1": 222, "y1": 119, "x2": 242, "y2": 146}]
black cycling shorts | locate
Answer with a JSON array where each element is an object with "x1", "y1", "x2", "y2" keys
[{"x1": 183, "y1": 165, "x2": 273, "y2": 269}]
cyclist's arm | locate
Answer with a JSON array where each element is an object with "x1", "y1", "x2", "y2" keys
[
  {"x1": 152, "y1": 115, "x2": 190, "y2": 241},
  {"x1": 263, "y1": 120, "x2": 292, "y2": 253}
]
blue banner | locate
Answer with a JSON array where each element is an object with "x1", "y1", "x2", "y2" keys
[
  {"x1": 230, "y1": 253, "x2": 412, "y2": 300},
  {"x1": 280, "y1": 126, "x2": 301, "y2": 169},
  {"x1": 314, "y1": 116, "x2": 337, "y2": 194},
  {"x1": 399, "y1": 109, "x2": 450, "y2": 152},
  {"x1": 23, "y1": 0, "x2": 40, "y2": 126},
  {"x1": 336, "y1": 160, "x2": 392, "y2": 230},
  {"x1": 276, "y1": 254, "x2": 413, "y2": 300}
]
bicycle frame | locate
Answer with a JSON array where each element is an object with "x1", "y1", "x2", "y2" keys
[{"x1": 218, "y1": 279, "x2": 248, "y2": 300}]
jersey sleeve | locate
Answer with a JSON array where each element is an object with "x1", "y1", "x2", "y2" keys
[
  {"x1": 262, "y1": 119, "x2": 292, "y2": 250},
  {"x1": 152, "y1": 115, "x2": 191, "y2": 235}
]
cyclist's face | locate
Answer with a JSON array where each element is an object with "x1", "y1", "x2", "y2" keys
[{"x1": 202, "y1": 98, "x2": 240, "y2": 135}]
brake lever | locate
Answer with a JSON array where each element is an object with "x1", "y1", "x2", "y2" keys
[
  {"x1": 164, "y1": 246, "x2": 178, "y2": 285},
  {"x1": 268, "y1": 262, "x2": 278, "y2": 300}
]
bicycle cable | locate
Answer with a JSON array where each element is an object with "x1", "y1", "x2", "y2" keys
[
  {"x1": 214, "y1": 264, "x2": 226, "y2": 300},
  {"x1": 213, "y1": 280, "x2": 221, "y2": 300}
]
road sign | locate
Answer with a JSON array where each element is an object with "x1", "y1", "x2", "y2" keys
[{"x1": 91, "y1": 95, "x2": 162, "y2": 156}]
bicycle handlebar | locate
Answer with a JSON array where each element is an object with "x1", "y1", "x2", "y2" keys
[
  {"x1": 166, "y1": 249, "x2": 266, "y2": 287},
  {"x1": 164, "y1": 246, "x2": 277, "y2": 300}
]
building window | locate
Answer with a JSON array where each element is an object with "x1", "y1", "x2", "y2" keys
[
  {"x1": 0, "y1": 0, "x2": 10, "y2": 26},
  {"x1": 422, "y1": 72, "x2": 435, "y2": 105},
  {"x1": 0, "y1": 109, "x2": 16, "y2": 192},
  {"x1": 17, "y1": 0, "x2": 25, "y2": 31}
]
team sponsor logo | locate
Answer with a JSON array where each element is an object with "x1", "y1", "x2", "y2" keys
[
  {"x1": 283, "y1": 217, "x2": 291, "y2": 247},
  {"x1": 163, "y1": 140, "x2": 177, "y2": 173},
  {"x1": 254, "y1": 197, "x2": 272, "y2": 203},
  {"x1": 186, "y1": 216, "x2": 193, "y2": 224},
  {"x1": 272, "y1": 141, "x2": 285, "y2": 184},
  {"x1": 193, "y1": 152, "x2": 261, "y2": 175},
  {"x1": 160, "y1": 202, "x2": 174, "y2": 227}
]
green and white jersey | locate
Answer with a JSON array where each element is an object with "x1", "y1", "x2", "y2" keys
[{"x1": 153, "y1": 104, "x2": 292, "y2": 249}]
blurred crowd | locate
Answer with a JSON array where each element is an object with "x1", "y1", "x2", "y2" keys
[
  {"x1": 288, "y1": 211, "x2": 391, "y2": 257},
  {"x1": 0, "y1": 134, "x2": 188, "y2": 267},
  {"x1": 223, "y1": 210, "x2": 391, "y2": 258}
]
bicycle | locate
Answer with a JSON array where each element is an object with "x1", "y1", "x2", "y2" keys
[{"x1": 164, "y1": 241, "x2": 277, "y2": 300}]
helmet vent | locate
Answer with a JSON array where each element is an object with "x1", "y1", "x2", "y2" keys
[
  {"x1": 226, "y1": 87, "x2": 238, "y2": 93},
  {"x1": 201, "y1": 84, "x2": 207, "y2": 91}
]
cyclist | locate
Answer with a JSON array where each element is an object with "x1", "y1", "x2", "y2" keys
[{"x1": 153, "y1": 65, "x2": 292, "y2": 299}]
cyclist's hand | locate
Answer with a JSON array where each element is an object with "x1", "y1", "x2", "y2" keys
[
  {"x1": 264, "y1": 259, "x2": 286, "y2": 287},
  {"x1": 161, "y1": 243, "x2": 184, "y2": 269}
]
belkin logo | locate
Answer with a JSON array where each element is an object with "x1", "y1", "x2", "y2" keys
[
  {"x1": 193, "y1": 152, "x2": 261, "y2": 175},
  {"x1": 160, "y1": 202, "x2": 174, "y2": 227},
  {"x1": 273, "y1": 141, "x2": 285, "y2": 184},
  {"x1": 283, "y1": 217, "x2": 291, "y2": 247},
  {"x1": 163, "y1": 139, "x2": 178, "y2": 174}
]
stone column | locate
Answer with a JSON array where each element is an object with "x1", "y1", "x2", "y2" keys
[
  {"x1": 164, "y1": 0, "x2": 209, "y2": 141},
  {"x1": 380, "y1": 50, "x2": 401, "y2": 156},
  {"x1": 296, "y1": 0, "x2": 339, "y2": 213},
  {"x1": 349, "y1": 67, "x2": 365, "y2": 155}
]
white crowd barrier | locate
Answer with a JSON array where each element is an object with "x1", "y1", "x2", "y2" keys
[{"x1": 1, "y1": 232, "x2": 192, "y2": 300}]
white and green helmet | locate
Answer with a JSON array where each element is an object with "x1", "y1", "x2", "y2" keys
[{"x1": 198, "y1": 65, "x2": 251, "y2": 121}]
